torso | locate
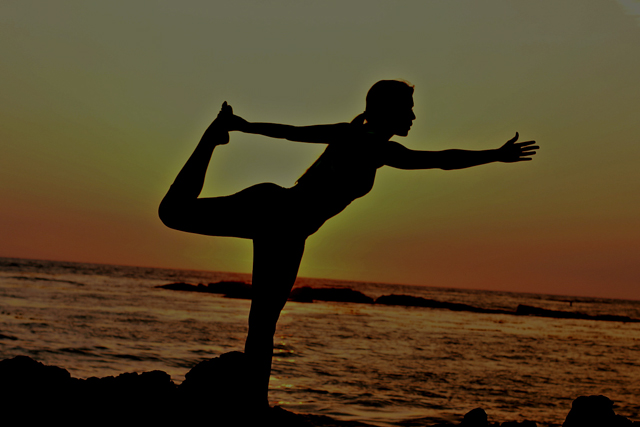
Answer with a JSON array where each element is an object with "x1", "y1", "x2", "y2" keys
[{"x1": 291, "y1": 125, "x2": 389, "y2": 222}]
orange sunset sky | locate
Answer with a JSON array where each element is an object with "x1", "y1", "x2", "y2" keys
[{"x1": 1, "y1": 1, "x2": 639, "y2": 300}]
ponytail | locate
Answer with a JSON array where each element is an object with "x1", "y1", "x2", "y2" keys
[{"x1": 350, "y1": 112, "x2": 367, "y2": 126}]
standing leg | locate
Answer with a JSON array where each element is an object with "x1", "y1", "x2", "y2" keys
[{"x1": 244, "y1": 237, "x2": 305, "y2": 409}]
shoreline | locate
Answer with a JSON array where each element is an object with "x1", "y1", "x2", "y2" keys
[{"x1": 2, "y1": 354, "x2": 637, "y2": 427}]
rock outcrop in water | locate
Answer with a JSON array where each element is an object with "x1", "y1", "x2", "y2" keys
[
  {"x1": 375, "y1": 294, "x2": 512, "y2": 315},
  {"x1": 157, "y1": 280, "x2": 253, "y2": 299},
  {"x1": 157, "y1": 283, "x2": 640, "y2": 324},
  {"x1": 157, "y1": 282, "x2": 374, "y2": 304},
  {"x1": 289, "y1": 286, "x2": 374, "y2": 304},
  {"x1": 1, "y1": 355, "x2": 638, "y2": 427}
]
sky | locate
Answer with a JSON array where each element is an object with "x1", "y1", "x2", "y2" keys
[{"x1": 1, "y1": 0, "x2": 639, "y2": 300}]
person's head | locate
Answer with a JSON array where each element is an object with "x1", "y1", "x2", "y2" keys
[{"x1": 362, "y1": 80, "x2": 415, "y2": 137}]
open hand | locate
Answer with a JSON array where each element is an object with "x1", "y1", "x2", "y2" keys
[{"x1": 497, "y1": 132, "x2": 539, "y2": 163}]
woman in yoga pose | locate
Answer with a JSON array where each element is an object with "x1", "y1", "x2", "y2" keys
[{"x1": 158, "y1": 80, "x2": 538, "y2": 410}]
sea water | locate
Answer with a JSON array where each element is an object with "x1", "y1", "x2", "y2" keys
[{"x1": 1, "y1": 257, "x2": 639, "y2": 426}]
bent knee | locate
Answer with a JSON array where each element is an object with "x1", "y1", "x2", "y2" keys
[{"x1": 158, "y1": 199, "x2": 185, "y2": 230}]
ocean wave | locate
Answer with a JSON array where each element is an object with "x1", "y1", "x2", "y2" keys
[{"x1": 7, "y1": 276, "x2": 85, "y2": 286}]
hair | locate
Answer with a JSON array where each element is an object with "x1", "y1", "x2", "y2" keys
[{"x1": 351, "y1": 79, "x2": 414, "y2": 125}]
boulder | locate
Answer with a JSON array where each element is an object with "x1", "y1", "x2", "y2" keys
[
  {"x1": 0, "y1": 354, "x2": 73, "y2": 394},
  {"x1": 288, "y1": 286, "x2": 315, "y2": 302},
  {"x1": 0, "y1": 354, "x2": 381, "y2": 426},
  {"x1": 461, "y1": 407, "x2": 488, "y2": 426},
  {"x1": 563, "y1": 395, "x2": 633, "y2": 427},
  {"x1": 4, "y1": 356, "x2": 640, "y2": 427}
]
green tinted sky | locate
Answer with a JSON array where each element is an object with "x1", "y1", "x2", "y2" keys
[{"x1": 1, "y1": 1, "x2": 639, "y2": 299}]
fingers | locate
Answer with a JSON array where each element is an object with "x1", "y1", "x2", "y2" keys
[
  {"x1": 520, "y1": 141, "x2": 539, "y2": 156},
  {"x1": 516, "y1": 140, "x2": 537, "y2": 148},
  {"x1": 507, "y1": 132, "x2": 519, "y2": 144},
  {"x1": 516, "y1": 140, "x2": 539, "y2": 159}
]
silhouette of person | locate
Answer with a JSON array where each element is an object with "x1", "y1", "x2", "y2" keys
[{"x1": 158, "y1": 80, "x2": 538, "y2": 412}]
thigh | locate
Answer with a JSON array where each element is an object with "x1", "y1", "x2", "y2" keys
[{"x1": 173, "y1": 183, "x2": 288, "y2": 239}]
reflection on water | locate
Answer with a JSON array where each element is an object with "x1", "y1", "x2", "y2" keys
[{"x1": 1, "y1": 257, "x2": 639, "y2": 426}]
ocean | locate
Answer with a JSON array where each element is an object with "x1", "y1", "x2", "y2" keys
[{"x1": 1, "y1": 257, "x2": 638, "y2": 426}]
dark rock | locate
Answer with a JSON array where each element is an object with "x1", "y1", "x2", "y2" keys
[
  {"x1": 0, "y1": 356, "x2": 73, "y2": 425},
  {"x1": 0, "y1": 354, "x2": 384, "y2": 426},
  {"x1": 6, "y1": 356, "x2": 639, "y2": 427},
  {"x1": 156, "y1": 280, "x2": 252, "y2": 299},
  {"x1": 461, "y1": 408, "x2": 488, "y2": 426},
  {"x1": 289, "y1": 287, "x2": 374, "y2": 304},
  {"x1": 375, "y1": 294, "x2": 509, "y2": 316},
  {"x1": 156, "y1": 281, "x2": 198, "y2": 291},
  {"x1": 309, "y1": 287, "x2": 374, "y2": 304},
  {"x1": 178, "y1": 351, "x2": 263, "y2": 424},
  {"x1": 374, "y1": 296, "x2": 639, "y2": 323},
  {"x1": 216, "y1": 281, "x2": 253, "y2": 299},
  {"x1": 159, "y1": 283, "x2": 374, "y2": 304},
  {"x1": 501, "y1": 421, "x2": 537, "y2": 427},
  {"x1": 563, "y1": 395, "x2": 633, "y2": 427},
  {"x1": 157, "y1": 284, "x2": 638, "y2": 324},
  {"x1": 614, "y1": 415, "x2": 635, "y2": 426},
  {"x1": 289, "y1": 286, "x2": 315, "y2": 302},
  {"x1": 0, "y1": 354, "x2": 72, "y2": 391},
  {"x1": 0, "y1": 355, "x2": 176, "y2": 426},
  {"x1": 179, "y1": 351, "x2": 251, "y2": 402}
]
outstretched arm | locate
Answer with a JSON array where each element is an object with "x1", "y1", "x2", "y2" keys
[
  {"x1": 222, "y1": 103, "x2": 350, "y2": 144},
  {"x1": 384, "y1": 132, "x2": 538, "y2": 170},
  {"x1": 242, "y1": 122, "x2": 350, "y2": 143}
]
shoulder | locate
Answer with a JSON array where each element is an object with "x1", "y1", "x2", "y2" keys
[
  {"x1": 382, "y1": 140, "x2": 409, "y2": 153},
  {"x1": 327, "y1": 122, "x2": 356, "y2": 141},
  {"x1": 379, "y1": 140, "x2": 418, "y2": 168},
  {"x1": 324, "y1": 122, "x2": 363, "y2": 145}
]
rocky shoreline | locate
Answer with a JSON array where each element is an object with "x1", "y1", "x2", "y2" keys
[
  {"x1": 156, "y1": 281, "x2": 640, "y2": 324},
  {"x1": 1, "y1": 354, "x2": 637, "y2": 427}
]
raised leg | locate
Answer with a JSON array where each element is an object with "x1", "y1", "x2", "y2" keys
[
  {"x1": 158, "y1": 103, "x2": 286, "y2": 239},
  {"x1": 158, "y1": 104, "x2": 230, "y2": 231},
  {"x1": 244, "y1": 237, "x2": 305, "y2": 408}
]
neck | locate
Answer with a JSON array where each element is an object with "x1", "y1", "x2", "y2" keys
[{"x1": 363, "y1": 123, "x2": 393, "y2": 141}]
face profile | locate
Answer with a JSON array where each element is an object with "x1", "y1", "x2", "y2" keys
[
  {"x1": 389, "y1": 96, "x2": 416, "y2": 137},
  {"x1": 362, "y1": 80, "x2": 416, "y2": 138}
]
